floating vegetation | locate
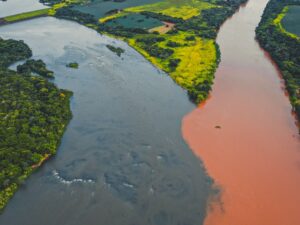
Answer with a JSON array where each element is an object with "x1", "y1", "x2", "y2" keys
[
  {"x1": 66, "y1": 62, "x2": 79, "y2": 69},
  {"x1": 106, "y1": 44, "x2": 125, "y2": 57}
]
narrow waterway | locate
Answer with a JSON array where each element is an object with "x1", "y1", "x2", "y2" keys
[
  {"x1": 0, "y1": 17, "x2": 212, "y2": 225},
  {"x1": 183, "y1": 1, "x2": 300, "y2": 225},
  {"x1": 0, "y1": 0, "x2": 48, "y2": 18}
]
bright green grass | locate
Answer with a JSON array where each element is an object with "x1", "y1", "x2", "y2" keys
[
  {"x1": 4, "y1": 8, "x2": 49, "y2": 22},
  {"x1": 125, "y1": 0, "x2": 216, "y2": 20},
  {"x1": 128, "y1": 32, "x2": 217, "y2": 102},
  {"x1": 105, "y1": 13, "x2": 163, "y2": 29},
  {"x1": 99, "y1": 0, "x2": 219, "y2": 102},
  {"x1": 281, "y1": 5, "x2": 300, "y2": 36}
]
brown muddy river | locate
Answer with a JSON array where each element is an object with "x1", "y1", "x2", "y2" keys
[{"x1": 183, "y1": 0, "x2": 300, "y2": 225}]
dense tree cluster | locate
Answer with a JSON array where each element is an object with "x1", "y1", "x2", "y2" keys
[
  {"x1": 136, "y1": 36, "x2": 165, "y2": 45},
  {"x1": 143, "y1": 44, "x2": 174, "y2": 59},
  {"x1": 166, "y1": 40, "x2": 181, "y2": 47},
  {"x1": 256, "y1": 0, "x2": 300, "y2": 120},
  {"x1": 55, "y1": 7, "x2": 97, "y2": 24},
  {"x1": 17, "y1": 59, "x2": 54, "y2": 78},
  {"x1": 168, "y1": 58, "x2": 181, "y2": 71},
  {"x1": 51, "y1": 0, "x2": 247, "y2": 103},
  {"x1": 0, "y1": 38, "x2": 72, "y2": 210},
  {"x1": 97, "y1": 0, "x2": 248, "y2": 40},
  {"x1": 0, "y1": 38, "x2": 32, "y2": 68}
]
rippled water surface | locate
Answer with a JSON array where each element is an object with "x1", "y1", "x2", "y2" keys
[{"x1": 0, "y1": 17, "x2": 212, "y2": 225}]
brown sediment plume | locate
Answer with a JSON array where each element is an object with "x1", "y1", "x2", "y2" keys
[{"x1": 182, "y1": 0, "x2": 300, "y2": 225}]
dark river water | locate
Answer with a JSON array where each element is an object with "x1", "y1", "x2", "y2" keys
[{"x1": 0, "y1": 17, "x2": 212, "y2": 225}]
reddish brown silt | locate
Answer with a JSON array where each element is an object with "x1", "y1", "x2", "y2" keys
[{"x1": 182, "y1": 0, "x2": 300, "y2": 225}]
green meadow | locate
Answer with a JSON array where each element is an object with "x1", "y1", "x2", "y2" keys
[{"x1": 4, "y1": 8, "x2": 49, "y2": 22}]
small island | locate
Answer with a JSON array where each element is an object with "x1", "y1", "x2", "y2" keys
[{"x1": 66, "y1": 62, "x2": 79, "y2": 69}]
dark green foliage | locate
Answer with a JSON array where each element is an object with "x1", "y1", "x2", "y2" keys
[
  {"x1": 168, "y1": 58, "x2": 181, "y2": 71},
  {"x1": 256, "y1": 0, "x2": 300, "y2": 121},
  {"x1": 106, "y1": 44, "x2": 125, "y2": 57},
  {"x1": 136, "y1": 36, "x2": 173, "y2": 59},
  {"x1": 166, "y1": 41, "x2": 181, "y2": 47},
  {"x1": 0, "y1": 38, "x2": 72, "y2": 210},
  {"x1": 0, "y1": 38, "x2": 32, "y2": 68},
  {"x1": 136, "y1": 36, "x2": 165, "y2": 45},
  {"x1": 17, "y1": 59, "x2": 54, "y2": 78},
  {"x1": 143, "y1": 45, "x2": 174, "y2": 59},
  {"x1": 104, "y1": 13, "x2": 163, "y2": 30},
  {"x1": 188, "y1": 80, "x2": 212, "y2": 102},
  {"x1": 185, "y1": 35, "x2": 196, "y2": 41},
  {"x1": 55, "y1": 7, "x2": 97, "y2": 25},
  {"x1": 140, "y1": 11, "x2": 183, "y2": 24},
  {"x1": 98, "y1": 23, "x2": 148, "y2": 37}
]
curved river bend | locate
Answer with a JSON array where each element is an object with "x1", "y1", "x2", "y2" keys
[
  {"x1": 183, "y1": 0, "x2": 300, "y2": 225},
  {"x1": 0, "y1": 18, "x2": 212, "y2": 225}
]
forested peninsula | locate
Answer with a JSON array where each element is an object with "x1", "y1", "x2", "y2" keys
[
  {"x1": 0, "y1": 38, "x2": 72, "y2": 210},
  {"x1": 41, "y1": 0, "x2": 247, "y2": 103},
  {"x1": 256, "y1": 0, "x2": 300, "y2": 121}
]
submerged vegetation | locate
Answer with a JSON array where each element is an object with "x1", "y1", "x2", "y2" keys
[
  {"x1": 106, "y1": 44, "x2": 125, "y2": 57},
  {"x1": 0, "y1": 38, "x2": 72, "y2": 210},
  {"x1": 256, "y1": 0, "x2": 300, "y2": 121}
]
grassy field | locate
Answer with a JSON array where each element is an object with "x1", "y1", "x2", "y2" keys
[
  {"x1": 98, "y1": 0, "x2": 221, "y2": 102},
  {"x1": 127, "y1": 31, "x2": 217, "y2": 102},
  {"x1": 4, "y1": 9, "x2": 49, "y2": 22},
  {"x1": 281, "y1": 5, "x2": 300, "y2": 36},
  {"x1": 124, "y1": 0, "x2": 216, "y2": 20}
]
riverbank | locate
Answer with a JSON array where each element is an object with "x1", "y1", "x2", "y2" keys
[
  {"x1": 256, "y1": 0, "x2": 300, "y2": 124},
  {"x1": 0, "y1": 17, "x2": 213, "y2": 225},
  {"x1": 97, "y1": 0, "x2": 247, "y2": 103},
  {"x1": 183, "y1": 0, "x2": 300, "y2": 224},
  {"x1": 1, "y1": 8, "x2": 49, "y2": 25},
  {"x1": 0, "y1": 0, "x2": 247, "y2": 217},
  {"x1": 1, "y1": 0, "x2": 247, "y2": 104},
  {"x1": 0, "y1": 38, "x2": 72, "y2": 211}
]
